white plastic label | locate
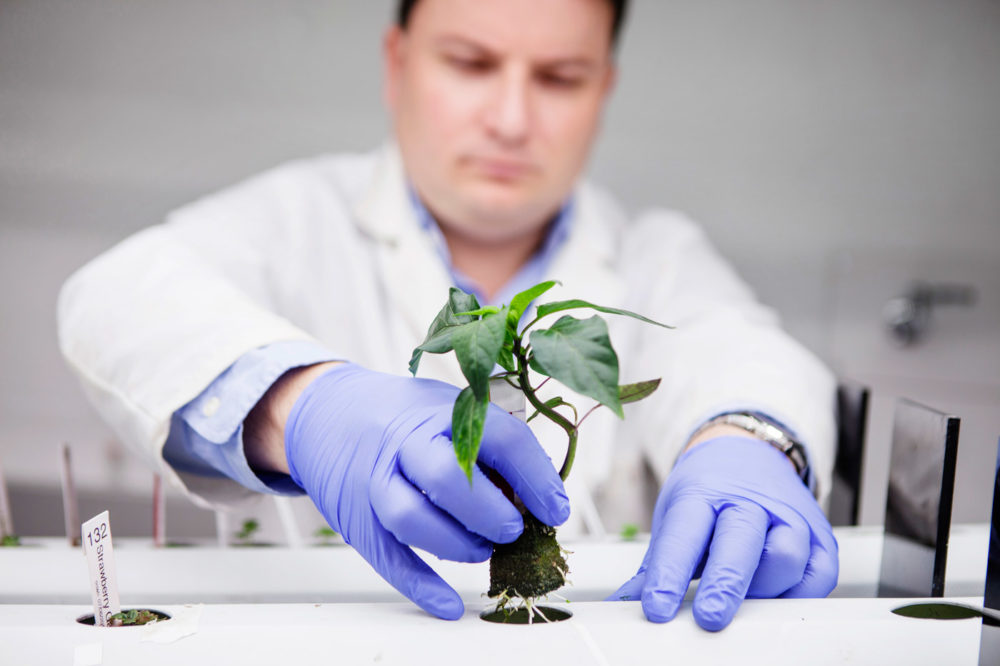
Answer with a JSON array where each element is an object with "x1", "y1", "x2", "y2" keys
[{"x1": 81, "y1": 511, "x2": 121, "y2": 627}]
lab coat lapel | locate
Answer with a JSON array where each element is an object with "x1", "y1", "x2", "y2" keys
[
  {"x1": 352, "y1": 145, "x2": 463, "y2": 383},
  {"x1": 545, "y1": 183, "x2": 626, "y2": 310}
]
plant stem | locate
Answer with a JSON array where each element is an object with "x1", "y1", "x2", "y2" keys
[
  {"x1": 512, "y1": 338, "x2": 578, "y2": 481},
  {"x1": 558, "y1": 430, "x2": 579, "y2": 481}
]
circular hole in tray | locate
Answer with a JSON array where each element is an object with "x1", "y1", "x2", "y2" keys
[
  {"x1": 76, "y1": 609, "x2": 172, "y2": 626},
  {"x1": 480, "y1": 606, "x2": 572, "y2": 624},
  {"x1": 890, "y1": 603, "x2": 982, "y2": 621}
]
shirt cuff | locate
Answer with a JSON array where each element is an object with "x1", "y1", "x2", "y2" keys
[{"x1": 163, "y1": 340, "x2": 339, "y2": 495}]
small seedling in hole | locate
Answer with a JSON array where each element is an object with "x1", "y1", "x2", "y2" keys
[
  {"x1": 411, "y1": 280, "x2": 670, "y2": 622},
  {"x1": 1, "y1": 534, "x2": 21, "y2": 547},
  {"x1": 313, "y1": 525, "x2": 339, "y2": 545},
  {"x1": 234, "y1": 518, "x2": 260, "y2": 544},
  {"x1": 620, "y1": 523, "x2": 639, "y2": 542},
  {"x1": 109, "y1": 609, "x2": 164, "y2": 627}
]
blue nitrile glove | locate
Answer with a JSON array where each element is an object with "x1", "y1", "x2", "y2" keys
[
  {"x1": 284, "y1": 363, "x2": 570, "y2": 620},
  {"x1": 610, "y1": 436, "x2": 838, "y2": 631}
]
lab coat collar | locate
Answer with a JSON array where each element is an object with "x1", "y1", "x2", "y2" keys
[
  {"x1": 352, "y1": 143, "x2": 627, "y2": 377},
  {"x1": 352, "y1": 142, "x2": 415, "y2": 244},
  {"x1": 545, "y1": 182, "x2": 626, "y2": 312}
]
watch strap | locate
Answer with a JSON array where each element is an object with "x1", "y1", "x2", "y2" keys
[{"x1": 691, "y1": 411, "x2": 812, "y2": 489}]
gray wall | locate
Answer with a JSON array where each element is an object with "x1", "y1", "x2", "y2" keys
[{"x1": 2, "y1": 0, "x2": 998, "y2": 535}]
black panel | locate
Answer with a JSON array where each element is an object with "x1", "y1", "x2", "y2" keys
[
  {"x1": 979, "y1": 439, "x2": 1000, "y2": 665},
  {"x1": 829, "y1": 381, "x2": 870, "y2": 526},
  {"x1": 877, "y1": 398, "x2": 960, "y2": 598}
]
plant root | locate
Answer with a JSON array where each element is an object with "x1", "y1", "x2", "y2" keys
[{"x1": 490, "y1": 589, "x2": 568, "y2": 624}]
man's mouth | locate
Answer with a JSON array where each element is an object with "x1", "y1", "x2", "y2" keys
[{"x1": 466, "y1": 156, "x2": 538, "y2": 182}]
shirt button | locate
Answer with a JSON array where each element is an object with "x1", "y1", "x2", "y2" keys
[{"x1": 201, "y1": 396, "x2": 221, "y2": 417}]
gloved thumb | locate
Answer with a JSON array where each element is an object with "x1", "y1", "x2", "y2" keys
[{"x1": 607, "y1": 570, "x2": 646, "y2": 602}]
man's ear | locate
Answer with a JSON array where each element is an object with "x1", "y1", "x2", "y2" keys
[{"x1": 382, "y1": 25, "x2": 406, "y2": 112}]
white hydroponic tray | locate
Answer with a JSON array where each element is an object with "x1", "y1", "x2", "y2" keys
[
  {"x1": 0, "y1": 597, "x2": 984, "y2": 666},
  {"x1": 0, "y1": 525, "x2": 988, "y2": 604}
]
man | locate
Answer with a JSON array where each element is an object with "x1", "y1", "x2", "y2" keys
[{"x1": 58, "y1": 0, "x2": 837, "y2": 630}]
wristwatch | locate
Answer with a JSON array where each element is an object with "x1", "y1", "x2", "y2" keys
[{"x1": 691, "y1": 412, "x2": 811, "y2": 487}]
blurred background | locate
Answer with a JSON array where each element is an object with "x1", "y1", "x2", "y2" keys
[{"x1": 1, "y1": 0, "x2": 998, "y2": 541}]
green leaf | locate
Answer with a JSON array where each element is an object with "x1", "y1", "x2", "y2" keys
[
  {"x1": 526, "y1": 396, "x2": 578, "y2": 423},
  {"x1": 452, "y1": 386, "x2": 489, "y2": 483},
  {"x1": 507, "y1": 280, "x2": 560, "y2": 331},
  {"x1": 497, "y1": 337, "x2": 517, "y2": 373},
  {"x1": 455, "y1": 305, "x2": 502, "y2": 317},
  {"x1": 529, "y1": 315, "x2": 623, "y2": 417},
  {"x1": 409, "y1": 288, "x2": 481, "y2": 375},
  {"x1": 451, "y1": 309, "x2": 508, "y2": 400},
  {"x1": 619, "y1": 379, "x2": 661, "y2": 404},
  {"x1": 535, "y1": 299, "x2": 673, "y2": 329}
]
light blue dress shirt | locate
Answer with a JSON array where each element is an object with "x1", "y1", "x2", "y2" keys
[{"x1": 162, "y1": 194, "x2": 575, "y2": 493}]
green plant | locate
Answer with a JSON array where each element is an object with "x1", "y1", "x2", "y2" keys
[
  {"x1": 314, "y1": 525, "x2": 339, "y2": 545},
  {"x1": 0, "y1": 534, "x2": 20, "y2": 547},
  {"x1": 620, "y1": 523, "x2": 640, "y2": 541},
  {"x1": 411, "y1": 280, "x2": 669, "y2": 619},
  {"x1": 109, "y1": 609, "x2": 164, "y2": 626},
  {"x1": 234, "y1": 518, "x2": 260, "y2": 543}
]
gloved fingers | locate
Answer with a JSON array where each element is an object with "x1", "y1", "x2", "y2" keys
[
  {"x1": 398, "y1": 433, "x2": 524, "y2": 544},
  {"x1": 640, "y1": 497, "x2": 717, "y2": 623},
  {"x1": 476, "y1": 408, "x2": 570, "y2": 527},
  {"x1": 691, "y1": 501, "x2": 769, "y2": 631},
  {"x1": 691, "y1": 550, "x2": 709, "y2": 580},
  {"x1": 779, "y1": 531, "x2": 839, "y2": 598},
  {"x1": 608, "y1": 571, "x2": 646, "y2": 602},
  {"x1": 370, "y1": 474, "x2": 493, "y2": 563},
  {"x1": 354, "y1": 519, "x2": 465, "y2": 620},
  {"x1": 608, "y1": 532, "x2": 655, "y2": 602},
  {"x1": 746, "y1": 513, "x2": 811, "y2": 598}
]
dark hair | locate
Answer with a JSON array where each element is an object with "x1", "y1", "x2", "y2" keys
[{"x1": 396, "y1": 0, "x2": 629, "y2": 49}]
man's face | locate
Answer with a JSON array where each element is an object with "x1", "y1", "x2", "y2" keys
[{"x1": 384, "y1": 0, "x2": 616, "y2": 244}]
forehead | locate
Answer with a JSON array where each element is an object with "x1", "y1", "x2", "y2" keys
[{"x1": 406, "y1": 0, "x2": 614, "y2": 59}]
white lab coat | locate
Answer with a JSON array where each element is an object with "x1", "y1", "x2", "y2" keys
[{"x1": 58, "y1": 144, "x2": 835, "y2": 536}]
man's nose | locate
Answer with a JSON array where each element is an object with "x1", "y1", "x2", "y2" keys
[{"x1": 484, "y1": 67, "x2": 531, "y2": 147}]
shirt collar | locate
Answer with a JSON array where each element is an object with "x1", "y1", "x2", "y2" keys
[{"x1": 407, "y1": 187, "x2": 575, "y2": 307}]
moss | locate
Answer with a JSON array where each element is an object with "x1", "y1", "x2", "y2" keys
[{"x1": 489, "y1": 512, "x2": 568, "y2": 599}]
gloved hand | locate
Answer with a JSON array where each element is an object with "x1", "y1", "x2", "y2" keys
[
  {"x1": 284, "y1": 363, "x2": 570, "y2": 620},
  {"x1": 609, "y1": 436, "x2": 838, "y2": 631}
]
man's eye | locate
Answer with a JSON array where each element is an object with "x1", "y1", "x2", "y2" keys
[
  {"x1": 537, "y1": 72, "x2": 583, "y2": 89},
  {"x1": 448, "y1": 56, "x2": 492, "y2": 73}
]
